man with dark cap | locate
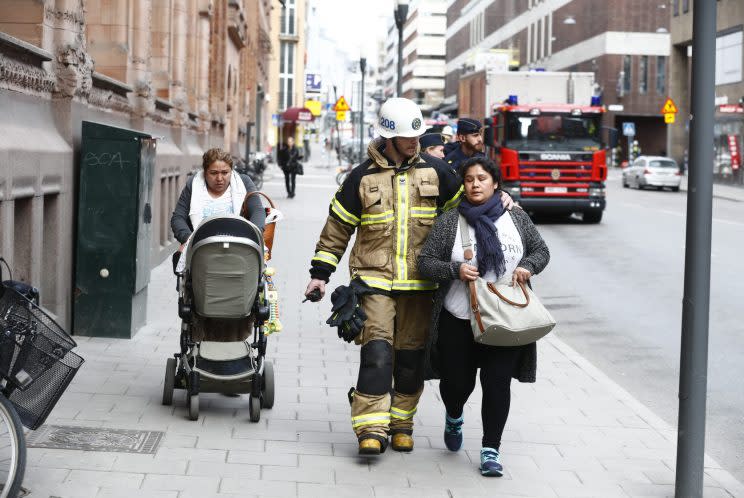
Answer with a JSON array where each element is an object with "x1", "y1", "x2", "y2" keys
[
  {"x1": 444, "y1": 117, "x2": 485, "y2": 170},
  {"x1": 419, "y1": 132, "x2": 445, "y2": 159}
]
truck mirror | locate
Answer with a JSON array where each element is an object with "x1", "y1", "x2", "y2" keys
[
  {"x1": 602, "y1": 127, "x2": 619, "y2": 149},
  {"x1": 483, "y1": 127, "x2": 495, "y2": 147},
  {"x1": 483, "y1": 122, "x2": 503, "y2": 148}
]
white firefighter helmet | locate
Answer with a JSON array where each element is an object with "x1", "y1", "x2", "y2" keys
[{"x1": 375, "y1": 98, "x2": 426, "y2": 138}]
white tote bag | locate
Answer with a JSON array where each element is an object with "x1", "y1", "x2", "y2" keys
[{"x1": 458, "y1": 215, "x2": 556, "y2": 346}]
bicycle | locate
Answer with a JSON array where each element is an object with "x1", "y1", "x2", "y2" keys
[
  {"x1": 0, "y1": 258, "x2": 84, "y2": 497},
  {"x1": 336, "y1": 163, "x2": 353, "y2": 186}
]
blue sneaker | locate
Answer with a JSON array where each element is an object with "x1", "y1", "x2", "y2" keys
[
  {"x1": 480, "y1": 447, "x2": 503, "y2": 477},
  {"x1": 443, "y1": 414, "x2": 463, "y2": 451}
]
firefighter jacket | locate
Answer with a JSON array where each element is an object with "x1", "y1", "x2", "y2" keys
[{"x1": 310, "y1": 139, "x2": 463, "y2": 293}]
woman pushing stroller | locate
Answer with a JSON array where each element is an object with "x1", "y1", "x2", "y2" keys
[{"x1": 171, "y1": 147, "x2": 265, "y2": 271}]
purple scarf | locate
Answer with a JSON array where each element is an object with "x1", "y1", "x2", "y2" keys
[{"x1": 458, "y1": 193, "x2": 506, "y2": 277}]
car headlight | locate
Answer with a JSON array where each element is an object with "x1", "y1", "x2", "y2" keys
[{"x1": 589, "y1": 188, "x2": 605, "y2": 197}]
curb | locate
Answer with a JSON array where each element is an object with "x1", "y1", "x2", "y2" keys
[{"x1": 547, "y1": 334, "x2": 744, "y2": 496}]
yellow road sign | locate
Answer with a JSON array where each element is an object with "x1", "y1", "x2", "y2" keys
[
  {"x1": 661, "y1": 98, "x2": 678, "y2": 115},
  {"x1": 664, "y1": 113, "x2": 675, "y2": 124},
  {"x1": 304, "y1": 100, "x2": 322, "y2": 116},
  {"x1": 336, "y1": 111, "x2": 346, "y2": 121},
  {"x1": 333, "y1": 96, "x2": 351, "y2": 112}
]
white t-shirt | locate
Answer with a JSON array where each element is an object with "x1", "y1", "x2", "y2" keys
[
  {"x1": 443, "y1": 213, "x2": 524, "y2": 320},
  {"x1": 201, "y1": 186, "x2": 234, "y2": 219},
  {"x1": 176, "y1": 187, "x2": 235, "y2": 274}
]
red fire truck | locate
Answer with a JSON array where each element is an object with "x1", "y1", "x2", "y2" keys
[{"x1": 460, "y1": 70, "x2": 618, "y2": 223}]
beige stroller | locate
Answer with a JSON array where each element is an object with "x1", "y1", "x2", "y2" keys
[{"x1": 162, "y1": 197, "x2": 277, "y2": 422}]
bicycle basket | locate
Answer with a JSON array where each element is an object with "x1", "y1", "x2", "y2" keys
[
  {"x1": 0, "y1": 285, "x2": 78, "y2": 390},
  {"x1": 8, "y1": 348, "x2": 84, "y2": 429}
]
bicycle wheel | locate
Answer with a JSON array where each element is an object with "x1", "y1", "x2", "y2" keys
[{"x1": 0, "y1": 393, "x2": 25, "y2": 498}]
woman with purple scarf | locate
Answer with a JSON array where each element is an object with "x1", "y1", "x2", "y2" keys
[{"x1": 417, "y1": 156, "x2": 550, "y2": 477}]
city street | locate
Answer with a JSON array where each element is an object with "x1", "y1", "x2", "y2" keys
[
  {"x1": 17, "y1": 152, "x2": 744, "y2": 498},
  {"x1": 536, "y1": 169, "x2": 744, "y2": 483}
]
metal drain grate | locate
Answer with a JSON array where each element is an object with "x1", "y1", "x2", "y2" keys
[{"x1": 27, "y1": 425, "x2": 164, "y2": 454}]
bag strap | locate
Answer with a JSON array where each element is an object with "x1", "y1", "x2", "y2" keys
[
  {"x1": 487, "y1": 281, "x2": 530, "y2": 308},
  {"x1": 469, "y1": 280, "x2": 486, "y2": 334},
  {"x1": 242, "y1": 190, "x2": 276, "y2": 210},
  {"x1": 460, "y1": 215, "x2": 486, "y2": 334},
  {"x1": 458, "y1": 215, "x2": 474, "y2": 261}
]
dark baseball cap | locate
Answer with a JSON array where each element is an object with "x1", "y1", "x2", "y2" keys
[
  {"x1": 457, "y1": 118, "x2": 482, "y2": 135},
  {"x1": 419, "y1": 132, "x2": 444, "y2": 149}
]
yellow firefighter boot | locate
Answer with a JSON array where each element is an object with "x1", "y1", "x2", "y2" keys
[
  {"x1": 358, "y1": 438, "x2": 382, "y2": 455},
  {"x1": 391, "y1": 433, "x2": 414, "y2": 452}
]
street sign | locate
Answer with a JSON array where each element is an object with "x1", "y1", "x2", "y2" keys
[
  {"x1": 622, "y1": 122, "x2": 636, "y2": 137},
  {"x1": 335, "y1": 111, "x2": 346, "y2": 121},
  {"x1": 305, "y1": 73, "x2": 322, "y2": 93},
  {"x1": 661, "y1": 97, "x2": 678, "y2": 114},
  {"x1": 333, "y1": 96, "x2": 351, "y2": 112},
  {"x1": 664, "y1": 113, "x2": 676, "y2": 124}
]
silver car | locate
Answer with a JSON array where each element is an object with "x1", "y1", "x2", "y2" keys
[{"x1": 622, "y1": 155, "x2": 681, "y2": 191}]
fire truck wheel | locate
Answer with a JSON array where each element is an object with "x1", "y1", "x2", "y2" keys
[{"x1": 583, "y1": 211, "x2": 603, "y2": 224}]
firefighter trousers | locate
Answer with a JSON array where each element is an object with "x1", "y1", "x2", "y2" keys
[{"x1": 350, "y1": 292, "x2": 433, "y2": 441}]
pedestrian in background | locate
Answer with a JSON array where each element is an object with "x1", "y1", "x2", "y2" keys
[
  {"x1": 441, "y1": 125, "x2": 454, "y2": 144},
  {"x1": 278, "y1": 136, "x2": 302, "y2": 198},
  {"x1": 419, "y1": 132, "x2": 446, "y2": 159},
  {"x1": 418, "y1": 156, "x2": 549, "y2": 477},
  {"x1": 444, "y1": 118, "x2": 486, "y2": 170}
]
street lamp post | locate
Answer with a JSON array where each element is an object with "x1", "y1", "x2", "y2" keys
[
  {"x1": 394, "y1": 0, "x2": 409, "y2": 97},
  {"x1": 359, "y1": 57, "x2": 366, "y2": 164},
  {"x1": 255, "y1": 84, "x2": 265, "y2": 155}
]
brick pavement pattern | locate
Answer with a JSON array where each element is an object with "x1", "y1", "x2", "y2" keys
[{"x1": 21, "y1": 151, "x2": 744, "y2": 497}]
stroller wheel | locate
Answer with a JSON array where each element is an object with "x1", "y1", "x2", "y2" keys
[
  {"x1": 188, "y1": 394, "x2": 200, "y2": 421},
  {"x1": 261, "y1": 361, "x2": 275, "y2": 409},
  {"x1": 248, "y1": 395, "x2": 261, "y2": 423},
  {"x1": 162, "y1": 358, "x2": 176, "y2": 406}
]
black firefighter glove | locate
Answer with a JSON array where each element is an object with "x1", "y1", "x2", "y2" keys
[{"x1": 326, "y1": 285, "x2": 368, "y2": 343}]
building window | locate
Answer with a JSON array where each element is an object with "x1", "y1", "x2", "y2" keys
[
  {"x1": 281, "y1": 0, "x2": 296, "y2": 36},
  {"x1": 656, "y1": 56, "x2": 667, "y2": 94},
  {"x1": 716, "y1": 30, "x2": 743, "y2": 86},
  {"x1": 673, "y1": 0, "x2": 679, "y2": 16},
  {"x1": 622, "y1": 55, "x2": 632, "y2": 94},
  {"x1": 682, "y1": 0, "x2": 689, "y2": 13},
  {"x1": 639, "y1": 56, "x2": 648, "y2": 94},
  {"x1": 469, "y1": 11, "x2": 484, "y2": 46},
  {"x1": 279, "y1": 41, "x2": 295, "y2": 109}
]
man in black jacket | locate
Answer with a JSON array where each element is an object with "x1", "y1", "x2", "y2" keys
[
  {"x1": 277, "y1": 136, "x2": 303, "y2": 198},
  {"x1": 444, "y1": 118, "x2": 486, "y2": 171}
]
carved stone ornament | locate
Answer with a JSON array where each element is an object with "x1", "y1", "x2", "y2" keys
[
  {"x1": 54, "y1": 44, "x2": 93, "y2": 99},
  {"x1": 0, "y1": 54, "x2": 56, "y2": 94}
]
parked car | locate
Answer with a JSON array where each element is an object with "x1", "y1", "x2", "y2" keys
[{"x1": 622, "y1": 155, "x2": 681, "y2": 191}]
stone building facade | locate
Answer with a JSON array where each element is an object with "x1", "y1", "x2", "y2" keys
[
  {"x1": 0, "y1": 0, "x2": 272, "y2": 331},
  {"x1": 670, "y1": 0, "x2": 744, "y2": 181},
  {"x1": 445, "y1": 0, "x2": 671, "y2": 160}
]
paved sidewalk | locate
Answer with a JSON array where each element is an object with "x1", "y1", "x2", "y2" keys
[
  {"x1": 679, "y1": 175, "x2": 743, "y2": 202},
  {"x1": 21, "y1": 156, "x2": 744, "y2": 498}
]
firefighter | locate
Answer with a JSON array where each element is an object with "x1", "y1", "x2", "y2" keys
[
  {"x1": 304, "y1": 98, "x2": 465, "y2": 455},
  {"x1": 444, "y1": 118, "x2": 486, "y2": 170}
]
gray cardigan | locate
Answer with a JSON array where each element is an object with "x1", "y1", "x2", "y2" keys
[
  {"x1": 417, "y1": 207, "x2": 550, "y2": 382},
  {"x1": 170, "y1": 173, "x2": 266, "y2": 244}
]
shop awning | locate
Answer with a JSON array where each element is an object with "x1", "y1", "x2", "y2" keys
[{"x1": 282, "y1": 107, "x2": 315, "y2": 123}]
